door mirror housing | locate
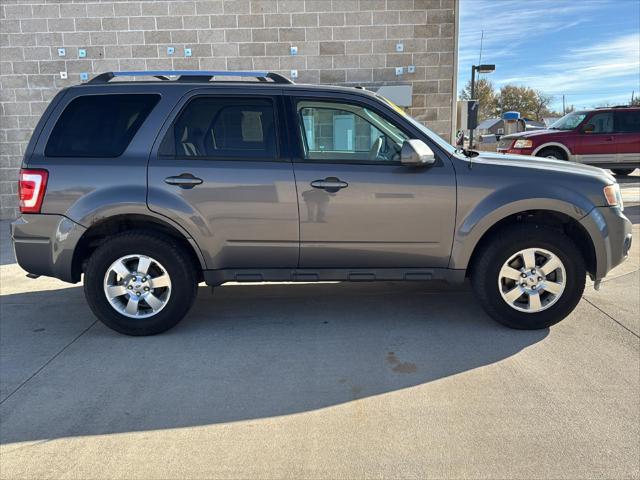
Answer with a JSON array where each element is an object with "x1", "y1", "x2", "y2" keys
[
  {"x1": 582, "y1": 123, "x2": 595, "y2": 133},
  {"x1": 401, "y1": 139, "x2": 435, "y2": 166}
]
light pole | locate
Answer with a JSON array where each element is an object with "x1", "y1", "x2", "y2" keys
[{"x1": 469, "y1": 64, "x2": 495, "y2": 149}]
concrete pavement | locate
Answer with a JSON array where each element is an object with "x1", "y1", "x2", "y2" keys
[{"x1": 1, "y1": 202, "x2": 639, "y2": 478}]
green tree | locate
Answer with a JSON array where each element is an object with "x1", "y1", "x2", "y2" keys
[{"x1": 459, "y1": 78, "x2": 497, "y2": 122}]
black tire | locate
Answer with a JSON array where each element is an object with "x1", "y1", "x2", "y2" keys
[
  {"x1": 611, "y1": 168, "x2": 635, "y2": 176},
  {"x1": 536, "y1": 147, "x2": 566, "y2": 160},
  {"x1": 84, "y1": 230, "x2": 198, "y2": 336},
  {"x1": 471, "y1": 224, "x2": 586, "y2": 330}
]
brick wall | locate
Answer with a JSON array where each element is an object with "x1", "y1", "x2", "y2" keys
[{"x1": 0, "y1": 0, "x2": 458, "y2": 219}]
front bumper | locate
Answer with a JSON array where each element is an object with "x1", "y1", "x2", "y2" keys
[
  {"x1": 11, "y1": 214, "x2": 86, "y2": 283},
  {"x1": 498, "y1": 148, "x2": 533, "y2": 155},
  {"x1": 579, "y1": 206, "x2": 633, "y2": 281}
]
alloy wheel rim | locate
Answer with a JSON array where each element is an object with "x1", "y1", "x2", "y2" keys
[
  {"x1": 498, "y1": 247, "x2": 566, "y2": 313},
  {"x1": 103, "y1": 254, "x2": 172, "y2": 319}
]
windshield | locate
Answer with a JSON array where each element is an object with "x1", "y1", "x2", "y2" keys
[
  {"x1": 550, "y1": 111, "x2": 587, "y2": 130},
  {"x1": 376, "y1": 95, "x2": 457, "y2": 155}
]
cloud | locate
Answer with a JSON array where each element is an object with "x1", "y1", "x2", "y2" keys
[
  {"x1": 495, "y1": 33, "x2": 640, "y2": 95},
  {"x1": 458, "y1": 0, "x2": 602, "y2": 64},
  {"x1": 457, "y1": 0, "x2": 640, "y2": 109}
]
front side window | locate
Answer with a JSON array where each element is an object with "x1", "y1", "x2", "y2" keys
[
  {"x1": 616, "y1": 110, "x2": 640, "y2": 132},
  {"x1": 45, "y1": 94, "x2": 159, "y2": 157},
  {"x1": 159, "y1": 97, "x2": 277, "y2": 159},
  {"x1": 297, "y1": 101, "x2": 408, "y2": 163},
  {"x1": 586, "y1": 112, "x2": 614, "y2": 133}
]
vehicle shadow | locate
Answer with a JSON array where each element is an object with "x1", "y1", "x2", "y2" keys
[
  {"x1": 623, "y1": 204, "x2": 639, "y2": 224},
  {"x1": 615, "y1": 175, "x2": 640, "y2": 185},
  {"x1": 1, "y1": 220, "x2": 16, "y2": 266},
  {"x1": 0, "y1": 282, "x2": 548, "y2": 445}
]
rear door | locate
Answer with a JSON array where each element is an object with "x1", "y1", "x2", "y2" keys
[
  {"x1": 287, "y1": 92, "x2": 457, "y2": 269},
  {"x1": 614, "y1": 109, "x2": 640, "y2": 165},
  {"x1": 575, "y1": 111, "x2": 617, "y2": 165},
  {"x1": 147, "y1": 89, "x2": 299, "y2": 270}
]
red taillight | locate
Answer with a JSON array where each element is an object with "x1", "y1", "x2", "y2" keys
[{"x1": 18, "y1": 169, "x2": 48, "y2": 213}]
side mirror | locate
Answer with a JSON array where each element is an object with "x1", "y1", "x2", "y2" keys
[
  {"x1": 583, "y1": 124, "x2": 595, "y2": 133},
  {"x1": 401, "y1": 139, "x2": 435, "y2": 166}
]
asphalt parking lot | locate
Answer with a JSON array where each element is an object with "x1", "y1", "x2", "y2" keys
[{"x1": 1, "y1": 177, "x2": 638, "y2": 479}]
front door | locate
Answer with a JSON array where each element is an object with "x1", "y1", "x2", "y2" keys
[
  {"x1": 289, "y1": 96, "x2": 457, "y2": 268},
  {"x1": 147, "y1": 92, "x2": 299, "y2": 270},
  {"x1": 575, "y1": 111, "x2": 617, "y2": 165}
]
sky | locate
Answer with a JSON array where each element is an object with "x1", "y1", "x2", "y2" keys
[{"x1": 458, "y1": 0, "x2": 640, "y2": 113}]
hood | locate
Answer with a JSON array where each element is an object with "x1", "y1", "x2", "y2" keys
[
  {"x1": 502, "y1": 129, "x2": 565, "y2": 139},
  {"x1": 471, "y1": 151, "x2": 615, "y2": 183}
]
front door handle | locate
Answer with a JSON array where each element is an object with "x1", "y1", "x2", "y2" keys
[
  {"x1": 165, "y1": 173, "x2": 203, "y2": 189},
  {"x1": 310, "y1": 177, "x2": 349, "y2": 193}
]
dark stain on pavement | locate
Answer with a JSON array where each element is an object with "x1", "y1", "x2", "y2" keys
[{"x1": 386, "y1": 351, "x2": 417, "y2": 374}]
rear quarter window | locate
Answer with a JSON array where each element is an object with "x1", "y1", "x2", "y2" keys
[
  {"x1": 45, "y1": 94, "x2": 160, "y2": 158},
  {"x1": 616, "y1": 110, "x2": 640, "y2": 133}
]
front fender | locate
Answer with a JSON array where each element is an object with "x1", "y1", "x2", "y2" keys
[{"x1": 449, "y1": 182, "x2": 594, "y2": 271}]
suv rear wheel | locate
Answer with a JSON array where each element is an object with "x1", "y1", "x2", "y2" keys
[
  {"x1": 471, "y1": 225, "x2": 585, "y2": 329},
  {"x1": 611, "y1": 168, "x2": 635, "y2": 176},
  {"x1": 84, "y1": 231, "x2": 198, "y2": 335}
]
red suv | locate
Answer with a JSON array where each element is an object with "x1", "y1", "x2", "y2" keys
[{"x1": 498, "y1": 106, "x2": 640, "y2": 176}]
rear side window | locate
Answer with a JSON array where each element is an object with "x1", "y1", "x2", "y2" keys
[
  {"x1": 45, "y1": 94, "x2": 159, "y2": 157},
  {"x1": 159, "y1": 97, "x2": 277, "y2": 159},
  {"x1": 616, "y1": 111, "x2": 640, "y2": 132}
]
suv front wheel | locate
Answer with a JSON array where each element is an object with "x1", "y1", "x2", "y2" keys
[
  {"x1": 536, "y1": 147, "x2": 566, "y2": 160},
  {"x1": 84, "y1": 231, "x2": 198, "y2": 335},
  {"x1": 471, "y1": 225, "x2": 586, "y2": 329}
]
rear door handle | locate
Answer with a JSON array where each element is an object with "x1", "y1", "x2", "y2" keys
[
  {"x1": 165, "y1": 173, "x2": 203, "y2": 189},
  {"x1": 310, "y1": 177, "x2": 349, "y2": 193}
]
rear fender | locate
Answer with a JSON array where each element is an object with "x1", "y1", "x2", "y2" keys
[{"x1": 67, "y1": 186, "x2": 207, "y2": 270}]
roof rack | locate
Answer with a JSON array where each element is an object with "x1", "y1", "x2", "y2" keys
[
  {"x1": 595, "y1": 105, "x2": 632, "y2": 109},
  {"x1": 88, "y1": 70, "x2": 294, "y2": 84}
]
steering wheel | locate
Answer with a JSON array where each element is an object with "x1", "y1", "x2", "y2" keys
[{"x1": 368, "y1": 136, "x2": 383, "y2": 160}]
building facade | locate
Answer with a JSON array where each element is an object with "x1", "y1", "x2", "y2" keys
[{"x1": 0, "y1": 0, "x2": 458, "y2": 219}]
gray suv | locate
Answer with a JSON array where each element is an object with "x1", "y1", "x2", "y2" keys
[{"x1": 11, "y1": 70, "x2": 633, "y2": 335}]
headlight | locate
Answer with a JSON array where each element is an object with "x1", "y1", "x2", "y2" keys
[
  {"x1": 603, "y1": 184, "x2": 624, "y2": 211},
  {"x1": 513, "y1": 139, "x2": 533, "y2": 149}
]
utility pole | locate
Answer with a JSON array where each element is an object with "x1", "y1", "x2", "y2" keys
[{"x1": 562, "y1": 95, "x2": 566, "y2": 115}]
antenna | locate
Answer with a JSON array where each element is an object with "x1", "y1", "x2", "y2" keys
[{"x1": 476, "y1": 30, "x2": 484, "y2": 87}]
